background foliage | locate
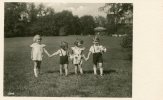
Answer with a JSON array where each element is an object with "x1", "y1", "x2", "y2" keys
[{"x1": 5, "y1": 3, "x2": 133, "y2": 37}]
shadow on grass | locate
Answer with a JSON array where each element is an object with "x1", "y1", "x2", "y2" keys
[
  {"x1": 43, "y1": 69, "x2": 117, "y2": 76},
  {"x1": 84, "y1": 69, "x2": 117, "y2": 75},
  {"x1": 43, "y1": 70, "x2": 59, "y2": 74}
]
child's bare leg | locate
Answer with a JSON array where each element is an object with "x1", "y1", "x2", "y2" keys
[
  {"x1": 74, "y1": 65, "x2": 78, "y2": 74},
  {"x1": 79, "y1": 64, "x2": 83, "y2": 74},
  {"x1": 33, "y1": 61, "x2": 38, "y2": 77},
  {"x1": 93, "y1": 64, "x2": 97, "y2": 75},
  {"x1": 59, "y1": 64, "x2": 63, "y2": 75},
  {"x1": 64, "y1": 64, "x2": 68, "y2": 76},
  {"x1": 37, "y1": 61, "x2": 41, "y2": 74},
  {"x1": 99, "y1": 63, "x2": 103, "y2": 76}
]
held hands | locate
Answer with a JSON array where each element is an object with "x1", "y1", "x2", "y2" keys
[
  {"x1": 46, "y1": 53, "x2": 53, "y2": 57},
  {"x1": 86, "y1": 57, "x2": 89, "y2": 61},
  {"x1": 47, "y1": 54, "x2": 51, "y2": 57},
  {"x1": 84, "y1": 57, "x2": 89, "y2": 61},
  {"x1": 83, "y1": 55, "x2": 88, "y2": 61},
  {"x1": 49, "y1": 54, "x2": 53, "y2": 57}
]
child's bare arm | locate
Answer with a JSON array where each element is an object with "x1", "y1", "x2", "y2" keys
[
  {"x1": 86, "y1": 51, "x2": 92, "y2": 60},
  {"x1": 103, "y1": 46, "x2": 107, "y2": 52},
  {"x1": 31, "y1": 48, "x2": 33, "y2": 60},
  {"x1": 44, "y1": 48, "x2": 50, "y2": 57},
  {"x1": 82, "y1": 55, "x2": 87, "y2": 61},
  {"x1": 50, "y1": 51, "x2": 59, "y2": 57}
]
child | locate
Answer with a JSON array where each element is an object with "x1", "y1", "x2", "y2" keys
[
  {"x1": 30, "y1": 34, "x2": 50, "y2": 77},
  {"x1": 86, "y1": 37, "x2": 107, "y2": 76},
  {"x1": 71, "y1": 39, "x2": 87, "y2": 75},
  {"x1": 49, "y1": 41, "x2": 69, "y2": 76}
]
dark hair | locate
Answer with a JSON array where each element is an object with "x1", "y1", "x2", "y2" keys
[
  {"x1": 74, "y1": 39, "x2": 84, "y2": 46},
  {"x1": 93, "y1": 36, "x2": 100, "y2": 43}
]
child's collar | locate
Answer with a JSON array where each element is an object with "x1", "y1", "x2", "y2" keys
[
  {"x1": 93, "y1": 44, "x2": 100, "y2": 46},
  {"x1": 35, "y1": 42, "x2": 41, "y2": 45},
  {"x1": 61, "y1": 48, "x2": 66, "y2": 51}
]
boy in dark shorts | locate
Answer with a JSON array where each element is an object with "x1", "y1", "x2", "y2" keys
[
  {"x1": 86, "y1": 37, "x2": 106, "y2": 76},
  {"x1": 49, "y1": 41, "x2": 69, "y2": 76}
]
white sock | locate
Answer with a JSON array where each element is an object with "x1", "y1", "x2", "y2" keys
[{"x1": 34, "y1": 68, "x2": 38, "y2": 77}]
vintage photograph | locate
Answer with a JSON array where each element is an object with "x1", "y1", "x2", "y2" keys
[{"x1": 4, "y1": 2, "x2": 133, "y2": 97}]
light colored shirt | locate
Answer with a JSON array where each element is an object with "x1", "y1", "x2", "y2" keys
[
  {"x1": 89, "y1": 44, "x2": 106, "y2": 53},
  {"x1": 54, "y1": 49, "x2": 68, "y2": 56},
  {"x1": 30, "y1": 43, "x2": 46, "y2": 61}
]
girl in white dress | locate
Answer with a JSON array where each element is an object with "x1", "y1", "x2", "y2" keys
[
  {"x1": 71, "y1": 39, "x2": 87, "y2": 75},
  {"x1": 49, "y1": 41, "x2": 69, "y2": 76},
  {"x1": 30, "y1": 35, "x2": 50, "y2": 77}
]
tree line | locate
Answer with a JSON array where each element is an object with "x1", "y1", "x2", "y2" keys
[{"x1": 4, "y1": 3, "x2": 133, "y2": 37}]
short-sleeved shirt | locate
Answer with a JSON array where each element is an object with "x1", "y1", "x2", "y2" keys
[
  {"x1": 30, "y1": 43, "x2": 46, "y2": 61},
  {"x1": 89, "y1": 44, "x2": 106, "y2": 53}
]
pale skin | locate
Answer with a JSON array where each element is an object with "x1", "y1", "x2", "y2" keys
[
  {"x1": 49, "y1": 49, "x2": 68, "y2": 76},
  {"x1": 86, "y1": 43, "x2": 104, "y2": 76},
  {"x1": 74, "y1": 55, "x2": 87, "y2": 75},
  {"x1": 72, "y1": 42, "x2": 87, "y2": 75},
  {"x1": 31, "y1": 38, "x2": 50, "y2": 77},
  {"x1": 87, "y1": 51, "x2": 103, "y2": 76}
]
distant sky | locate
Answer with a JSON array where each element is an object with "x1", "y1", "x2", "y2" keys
[{"x1": 35, "y1": 3, "x2": 107, "y2": 17}]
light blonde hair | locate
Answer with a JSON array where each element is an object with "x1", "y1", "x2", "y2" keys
[{"x1": 33, "y1": 34, "x2": 42, "y2": 42}]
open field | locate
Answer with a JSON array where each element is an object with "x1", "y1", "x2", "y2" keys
[{"x1": 4, "y1": 36, "x2": 132, "y2": 97}]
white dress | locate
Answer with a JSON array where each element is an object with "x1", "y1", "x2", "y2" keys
[
  {"x1": 30, "y1": 43, "x2": 46, "y2": 61},
  {"x1": 71, "y1": 46, "x2": 85, "y2": 65}
]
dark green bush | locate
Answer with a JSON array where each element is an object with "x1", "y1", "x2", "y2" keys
[{"x1": 121, "y1": 35, "x2": 132, "y2": 48}]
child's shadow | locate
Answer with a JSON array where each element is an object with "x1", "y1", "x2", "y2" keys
[
  {"x1": 43, "y1": 69, "x2": 117, "y2": 75},
  {"x1": 43, "y1": 70, "x2": 59, "y2": 74},
  {"x1": 84, "y1": 69, "x2": 117, "y2": 75},
  {"x1": 84, "y1": 69, "x2": 117, "y2": 74},
  {"x1": 103, "y1": 69, "x2": 117, "y2": 74}
]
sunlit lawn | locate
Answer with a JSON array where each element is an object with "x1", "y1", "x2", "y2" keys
[{"x1": 4, "y1": 35, "x2": 132, "y2": 97}]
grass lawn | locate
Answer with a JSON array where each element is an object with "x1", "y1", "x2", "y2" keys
[{"x1": 4, "y1": 35, "x2": 132, "y2": 97}]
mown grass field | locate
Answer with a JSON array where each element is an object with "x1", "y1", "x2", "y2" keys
[{"x1": 4, "y1": 35, "x2": 132, "y2": 97}]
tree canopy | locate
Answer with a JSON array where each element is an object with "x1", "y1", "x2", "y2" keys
[{"x1": 4, "y1": 3, "x2": 133, "y2": 37}]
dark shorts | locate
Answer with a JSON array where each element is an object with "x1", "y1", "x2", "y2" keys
[
  {"x1": 93, "y1": 53, "x2": 103, "y2": 65},
  {"x1": 60, "y1": 56, "x2": 68, "y2": 64}
]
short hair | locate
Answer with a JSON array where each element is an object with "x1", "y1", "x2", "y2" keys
[
  {"x1": 33, "y1": 34, "x2": 42, "y2": 42},
  {"x1": 60, "y1": 41, "x2": 68, "y2": 50},
  {"x1": 74, "y1": 39, "x2": 84, "y2": 46},
  {"x1": 93, "y1": 36, "x2": 100, "y2": 43}
]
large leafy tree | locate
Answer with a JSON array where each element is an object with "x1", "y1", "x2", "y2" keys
[
  {"x1": 4, "y1": 3, "x2": 96, "y2": 37},
  {"x1": 94, "y1": 16, "x2": 107, "y2": 27},
  {"x1": 99, "y1": 3, "x2": 133, "y2": 35},
  {"x1": 5, "y1": 3, "x2": 28, "y2": 37},
  {"x1": 80, "y1": 15, "x2": 95, "y2": 35}
]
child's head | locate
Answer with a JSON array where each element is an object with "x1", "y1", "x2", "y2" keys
[
  {"x1": 33, "y1": 34, "x2": 42, "y2": 44},
  {"x1": 93, "y1": 36, "x2": 100, "y2": 45},
  {"x1": 74, "y1": 39, "x2": 84, "y2": 47},
  {"x1": 60, "y1": 41, "x2": 68, "y2": 50}
]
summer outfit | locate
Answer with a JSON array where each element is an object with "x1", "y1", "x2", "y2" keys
[
  {"x1": 30, "y1": 43, "x2": 46, "y2": 61},
  {"x1": 55, "y1": 49, "x2": 69, "y2": 64},
  {"x1": 89, "y1": 45, "x2": 106, "y2": 65},
  {"x1": 71, "y1": 46, "x2": 85, "y2": 65}
]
